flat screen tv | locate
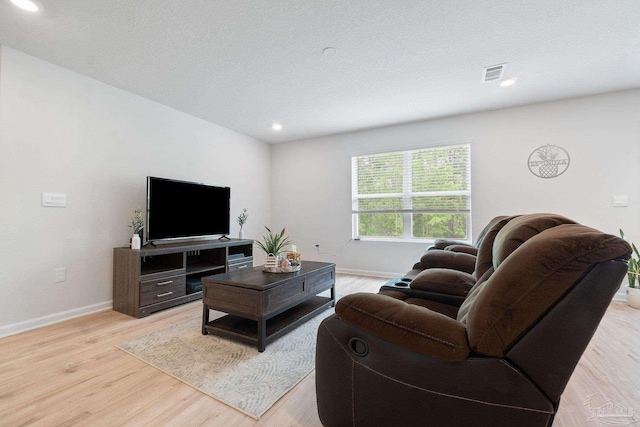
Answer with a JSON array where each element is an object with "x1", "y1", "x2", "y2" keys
[{"x1": 146, "y1": 176, "x2": 230, "y2": 242}]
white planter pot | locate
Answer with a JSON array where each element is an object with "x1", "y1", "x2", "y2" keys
[
  {"x1": 264, "y1": 254, "x2": 278, "y2": 269},
  {"x1": 627, "y1": 286, "x2": 640, "y2": 309},
  {"x1": 239, "y1": 228, "x2": 244, "y2": 240}
]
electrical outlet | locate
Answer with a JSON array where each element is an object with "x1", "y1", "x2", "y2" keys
[
  {"x1": 55, "y1": 267, "x2": 66, "y2": 283},
  {"x1": 42, "y1": 192, "x2": 67, "y2": 207}
]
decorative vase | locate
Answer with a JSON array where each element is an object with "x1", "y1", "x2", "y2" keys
[
  {"x1": 239, "y1": 228, "x2": 244, "y2": 240},
  {"x1": 131, "y1": 233, "x2": 141, "y2": 250},
  {"x1": 264, "y1": 254, "x2": 278, "y2": 269},
  {"x1": 627, "y1": 287, "x2": 640, "y2": 309}
]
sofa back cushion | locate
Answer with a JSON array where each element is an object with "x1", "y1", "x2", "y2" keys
[
  {"x1": 463, "y1": 224, "x2": 630, "y2": 357},
  {"x1": 473, "y1": 216, "x2": 518, "y2": 280},
  {"x1": 473, "y1": 215, "x2": 508, "y2": 247},
  {"x1": 492, "y1": 213, "x2": 576, "y2": 268},
  {"x1": 458, "y1": 214, "x2": 576, "y2": 321}
]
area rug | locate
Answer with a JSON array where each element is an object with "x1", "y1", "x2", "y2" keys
[{"x1": 117, "y1": 310, "x2": 332, "y2": 420}]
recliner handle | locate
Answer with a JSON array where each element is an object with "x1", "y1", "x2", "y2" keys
[{"x1": 349, "y1": 337, "x2": 369, "y2": 357}]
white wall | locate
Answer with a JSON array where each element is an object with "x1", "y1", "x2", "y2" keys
[
  {"x1": 0, "y1": 47, "x2": 271, "y2": 336},
  {"x1": 272, "y1": 89, "x2": 640, "y2": 277},
  {"x1": 1, "y1": 45, "x2": 637, "y2": 336}
]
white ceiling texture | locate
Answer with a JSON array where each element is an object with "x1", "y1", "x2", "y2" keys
[{"x1": 1, "y1": 0, "x2": 639, "y2": 143}]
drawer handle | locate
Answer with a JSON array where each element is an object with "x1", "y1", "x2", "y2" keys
[
  {"x1": 237, "y1": 265, "x2": 248, "y2": 269},
  {"x1": 156, "y1": 291, "x2": 174, "y2": 298},
  {"x1": 157, "y1": 280, "x2": 173, "y2": 286}
]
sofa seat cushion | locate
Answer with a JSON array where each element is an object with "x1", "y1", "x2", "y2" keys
[{"x1": 336, "y1": 293, "x2": 470, "y2": 361}]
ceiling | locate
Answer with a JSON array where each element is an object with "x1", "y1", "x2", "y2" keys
[{"x1": 1, "y1": 0, "x2": 639, "y2": 143}]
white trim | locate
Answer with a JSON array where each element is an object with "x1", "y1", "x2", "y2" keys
[
  {"x1": 0, "y1": 301, "x2": 113, "y2": 339},
  {"x1": 349, "y1": 138, "x2": 474, "y2": 158},
  {"x1": 612, "y1": 291, "x2": 627, "y2": 302},
  {"x1": 336, "y1": 267, "x2": 401, "y2": 279}
]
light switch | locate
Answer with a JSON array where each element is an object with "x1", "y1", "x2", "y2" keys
[
  {"x1": 42, "y1": 192, "x2": 67, "y2": 207},
  {"x1": 55, "y1": 267, "x2": 66, "y2": 283},
  {"x1": 612, "y1": 195, "x2": 629, "y2": 207}
]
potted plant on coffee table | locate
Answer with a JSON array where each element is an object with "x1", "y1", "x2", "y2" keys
[
  {"x1": 620, "y1": 229, "x2": 640, "y2": 309},
  {"x1": 255, "y1": 226, "x2": 299, "y2": 272}
]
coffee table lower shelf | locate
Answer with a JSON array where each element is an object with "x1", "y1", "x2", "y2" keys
[{"x1": 202, "y1": 296, "x2": 333, "y2": 351}]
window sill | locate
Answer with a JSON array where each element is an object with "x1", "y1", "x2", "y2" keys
[{"x1": 354, "y1": 237, "x2": 472, "y2": 245}]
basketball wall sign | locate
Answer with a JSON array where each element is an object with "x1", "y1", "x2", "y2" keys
[{"x1": 528, "y1": 144, "x2": 570, "y2": 178}]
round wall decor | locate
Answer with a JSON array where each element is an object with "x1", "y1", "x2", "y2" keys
[{"x1": 528, "y1": 144, "x2": 570, "y2": 178}]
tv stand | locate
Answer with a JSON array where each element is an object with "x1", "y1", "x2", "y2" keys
[{"x1": 113, "y1": 238, "x2": 253, "y2": 318}]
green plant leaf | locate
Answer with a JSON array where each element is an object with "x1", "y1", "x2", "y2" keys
[
  {"x1": 619, "y1": 229, "x2": 640, "y2": 288},
  {"x1": 255, "y1": 226, "x2": 293, "y2": 255}
]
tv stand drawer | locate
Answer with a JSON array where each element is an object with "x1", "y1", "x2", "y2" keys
[
  {"x1": 228, "y1": 259, "x2": 253, "y2": 272},
  {"x1": 141, "y1": 275, "x2": 186, "y2": 306}
]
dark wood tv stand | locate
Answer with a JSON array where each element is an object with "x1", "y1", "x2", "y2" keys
[{"x1": 113, "y1": 238, "x2": 253, "y2": 318}]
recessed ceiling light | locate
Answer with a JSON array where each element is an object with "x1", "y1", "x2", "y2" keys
[
  {"x1": 322, "y1": 47, "x2": 337, "y2": 57},
  {"x1": 500, "y1": 78, "x2": 517, "y2": 87},
  {"x1": 271, "y1": 123, "x2": 283, "y2": 131},
  {"x1": 10, "y1": 0, "x2": 39, "y2": 12}
]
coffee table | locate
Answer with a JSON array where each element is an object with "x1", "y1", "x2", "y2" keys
[{"x1": 201, "y1": 261, "x2": 336, "y2": 352}]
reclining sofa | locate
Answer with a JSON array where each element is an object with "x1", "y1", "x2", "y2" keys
[
  {"x1": 404, "y1": 215, "x2": 508, "y2": 279},
  {"x1": 316, "y1": 214, "x2": 630, "y2": 427}
]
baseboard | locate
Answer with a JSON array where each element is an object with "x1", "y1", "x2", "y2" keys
[
  {"x1": 612, "y1": 290, "x2": 627, "y2": 302},
  {"x1": 0, "y1": 301, "x2": 113, "y2": 339},
  {"x1": 336, "y1": 268, "x2": 401, "y2": 279}
]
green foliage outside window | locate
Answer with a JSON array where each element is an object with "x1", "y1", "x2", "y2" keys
[
  {"x1": 412, "y1": 213, "x2": 468, "y2": 239},
  {"x1": 358, "y1": 213, "x2": 403, "y2": 237}
]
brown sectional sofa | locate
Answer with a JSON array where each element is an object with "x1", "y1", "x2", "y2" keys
[
  {"x1": 404, "y1": 215, "x2": 507, "y2": 279},
  {"x1": 316, "y1": 213, "x2": 630, "y2": 427}
]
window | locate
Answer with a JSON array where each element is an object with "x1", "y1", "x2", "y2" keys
[{"x1": 351, "y1": 143, "x2": 471, "y2": 241}]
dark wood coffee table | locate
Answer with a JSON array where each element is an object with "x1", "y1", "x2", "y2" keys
[{"x1": 201, "y1": 261, "x2": 335, "y2": 352}]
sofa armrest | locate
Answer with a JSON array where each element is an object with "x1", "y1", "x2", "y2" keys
[
  {"x1": 444, "y1": 245, "x2": 478, "y2": 256},
  {"x1": 336, "y1": 293, "x2": 470, "y2": 362},
  {"x1": 433, "y1": 239, "x2": 471, "y2": 250},
  {"x1": 411, "y1": 268, "x2": 476, "y2": 297},
  {"x1": 420, "y1": 250, "x2": 476, "y2": 273}
]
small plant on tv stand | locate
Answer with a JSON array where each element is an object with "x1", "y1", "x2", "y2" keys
[
  {"x1": 128, "y1": 208, "x2": 144, "y2": 234},
  {"x1": 128, "y1": 208, "x2": 144, "y2": 249},
  {"x1": 237, "y1": 208, "x2": 248, "y2": 229}
]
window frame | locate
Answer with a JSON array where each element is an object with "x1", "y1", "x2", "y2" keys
[{"x1": 351, "y1": 142, "x2": 472, "y2": 243}]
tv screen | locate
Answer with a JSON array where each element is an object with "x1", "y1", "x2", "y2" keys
[{"x1": 146, "y1": 177, "x2": 230, "y2": 242}]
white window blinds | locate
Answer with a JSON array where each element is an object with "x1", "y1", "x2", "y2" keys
[{"x1": 351, "y1": 143, "x2": 471, "y2": 240}]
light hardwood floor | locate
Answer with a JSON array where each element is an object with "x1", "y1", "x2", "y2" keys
[{"x1": 0, "y1": 274, "x2": 637, "y2": 426}]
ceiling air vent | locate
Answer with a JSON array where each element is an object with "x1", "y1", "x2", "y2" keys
[{"x1": 482, "y1": 63, "x2": 506, "y2": 82}]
